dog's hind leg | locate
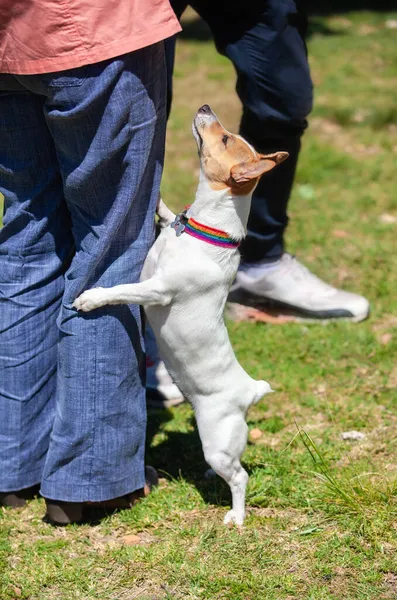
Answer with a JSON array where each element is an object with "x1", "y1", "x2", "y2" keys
[
  {"x1": 222, "y1": 461, "x2": 249, "y2": 526},
  {"x1": 206, "y1": 450, "x2": 248, "y2": 526},
  {"x1": 199, "y1": 415, "x2": 249, "y2": 525}
]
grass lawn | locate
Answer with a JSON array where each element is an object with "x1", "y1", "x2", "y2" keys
[{"x1": 1, "y1": 7, "x2": 397, "y2": 600}]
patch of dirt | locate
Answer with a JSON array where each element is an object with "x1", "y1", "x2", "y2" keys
[
  {"x1": 310, "y1": 117, "x2": 383, "y2": 157},
  {"x1": 252, "y1": 507, "x2": 308, "y2": 523},
  {"x1": 358, "y1": 24, "x2": 378, "y2": 35},
  {"x1": 328, "y1": 17, "x2": 352, "y2": 29},
  {"x1": 110, "y1": 587, "x2": 164, "y2": 600},
  {"x1": 379, "y1": 213, "x2": 397, "y2": 224},
  {"x1": 335, "y1": 266, "x2": 352, "y2": 284},
  {"x1": 379, "y1": 332, "x2": 393, "y2": 346},
  {"x1": 383, "y1": 572, "x2": 397, "y2": 598},
  {"x1": 387, "y1": 364, "x2": 397, "y2": 390},
  {"x1": 300, "y1": 412, "x2": 331, "y2": 433},
  {"x1": 337, "y1": 422, "x2": 397, "y2": 467}
]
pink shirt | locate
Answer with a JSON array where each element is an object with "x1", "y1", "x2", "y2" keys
[{"x1": 0, "y1": 0, "x2": 181, "y2": 75}]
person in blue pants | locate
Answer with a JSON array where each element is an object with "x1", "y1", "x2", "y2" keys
[
  {"x1": 0, "y1": 47, "x2": 167, "y2": 523},
  {"x1": 146, "y1": 0, "x2": 370, "y2": 406}
]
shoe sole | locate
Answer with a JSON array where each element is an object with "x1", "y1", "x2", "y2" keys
[{"x1": 225, "y1": 296, "x2": 369, "y2": 324}]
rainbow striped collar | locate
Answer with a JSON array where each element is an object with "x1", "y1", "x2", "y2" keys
[{"x1": 171, "y1": 211, "x2": 240, "y2": 249}]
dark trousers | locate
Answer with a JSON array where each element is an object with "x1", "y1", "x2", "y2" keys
[{"x1": 167, "y1": 0, "x2": 313, "y2": 261}]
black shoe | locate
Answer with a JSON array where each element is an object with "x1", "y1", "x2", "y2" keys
[
  {"x1": 0, "y1": 484, "x2": 40, "y2": 508},
  {"x1": 45, "y1": 466, "x2": 159, "y2": 525}
]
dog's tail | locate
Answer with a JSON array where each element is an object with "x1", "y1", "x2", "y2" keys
[{"x1": 253, "y1": 380, "x2": 273, "y2": 404}]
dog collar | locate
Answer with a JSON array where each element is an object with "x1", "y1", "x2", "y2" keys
[{"x1": 171, "y1": 211, "x2": 240, "y2": 249}]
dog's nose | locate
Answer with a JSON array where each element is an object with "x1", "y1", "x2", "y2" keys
[{"x1": 199, "y1": 104, "x2": 212, "y2": 114}]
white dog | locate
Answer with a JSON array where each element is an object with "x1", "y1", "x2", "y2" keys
[{"x1": 74, "y1": 105, "x2": 288, "y2": 525}]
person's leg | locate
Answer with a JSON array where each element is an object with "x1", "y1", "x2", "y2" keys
[
  {"x1": 0, "y1": 77, "x2": 73, "y2": 502},
  {"x1": 236, "y1": 2, "x2": 312, "y2": 263},
  {"x1": 189, "y1": 1, "x2": 368, "y2": 321},
  {"x1": 17, "y1": 44, "x2": 167, "y2": 504},
  {"x1": 189, "y1": 0, "x2": 312, "y2": 261}
]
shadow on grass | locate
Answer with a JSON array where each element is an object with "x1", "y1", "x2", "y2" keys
[
  {"x1": 45, "y1": 408, "x2": 245, "y2": 527},
  {"x1": 146, "y1": 407, "x2": 235, "y2": 508}
]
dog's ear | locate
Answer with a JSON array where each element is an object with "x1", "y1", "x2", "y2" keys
[{"x1": 230, "y1": 151, "x2": 289, "y2": 184}]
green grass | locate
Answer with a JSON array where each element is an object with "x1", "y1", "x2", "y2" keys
[{"x1": 1, "y1": 8, "x2": 397, "y2": 600}]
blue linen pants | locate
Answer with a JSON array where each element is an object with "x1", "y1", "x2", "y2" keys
[
  {"x1": 0, "y1": 44, "x2": 166, "y2": 501},
  {"x1": 168, "y1": 0, "x2": 314, "y2": 261}
]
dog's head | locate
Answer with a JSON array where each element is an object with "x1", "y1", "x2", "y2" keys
[{"x1": 192, "y1": 105, "x2": 288, "y2": 195}]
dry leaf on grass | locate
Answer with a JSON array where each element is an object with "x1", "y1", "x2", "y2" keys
[
  {"x1": 379, "y1": 333, "x2": 393, "y2": 346},
  {"x1": 332, "y1": 229, "x2": 349, "y2": 238},
  {"x1": 122, "y1": 533, "x2": 158, "y2": 546},
  {"x1": 249, "y1": 428, "x2": 263, "y2": 441},
  {"x1": 226, "y1": 303, "x2": 298, "y2": 324},
  {"x1": 122, "y1": 534, "x2": 142, "y2": 545}
]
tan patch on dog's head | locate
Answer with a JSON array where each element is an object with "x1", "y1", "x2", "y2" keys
[{"x1": 193, "y1": 106, "x2": 288, "y2": 195}]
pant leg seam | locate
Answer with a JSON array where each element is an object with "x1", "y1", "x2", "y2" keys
[{"x1": 88, "y1": 314, "x2": 98, "y2": 493}]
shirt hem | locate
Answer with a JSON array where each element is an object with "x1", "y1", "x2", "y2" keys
[{"x1": 0, "y1": 21, "x2": 181, "y2": 75}]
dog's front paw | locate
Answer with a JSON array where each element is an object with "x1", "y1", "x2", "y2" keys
[
  {"x1": 223, "y1": 509, "x2": 244, "y2": 526},
  {"x1": 73, "y1": 288, "x2": 106, "y2": 312}
]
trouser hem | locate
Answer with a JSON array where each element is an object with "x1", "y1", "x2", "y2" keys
[
  {"x1": 240, "y1": 238, "x2": 284, "y2": 263},
  {"x1": 40, "y1": 470, "x2": 146, "y2": 503},
  {"x1": 0, "y1": 467, "x2": 43, "y2": 493}
]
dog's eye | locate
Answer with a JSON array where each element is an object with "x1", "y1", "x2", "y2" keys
[{"x1": 222, "y1": 134, "x2": 229, "y2": 146}]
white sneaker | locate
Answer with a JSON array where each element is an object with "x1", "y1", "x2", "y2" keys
[
  {"x1": 227, "y1": 253, "x2": 370, "y2": 322},
  {"x1": 145, "y1": 324, "x2": 184, "y2": 408}
]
